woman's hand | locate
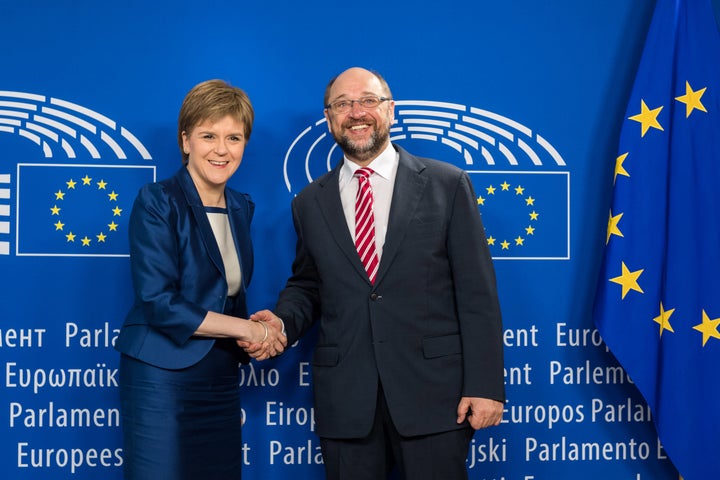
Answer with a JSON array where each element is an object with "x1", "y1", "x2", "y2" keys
[{"x1": 238, "y1": 311, "x2": 287, "y2": 361}]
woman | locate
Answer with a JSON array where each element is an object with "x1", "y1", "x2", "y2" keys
[{"x1": 115, "y1": 79, "x2": 285, "y2": 479}]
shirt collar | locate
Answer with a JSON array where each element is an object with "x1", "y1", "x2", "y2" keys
[{"x1": 341, "y1": 142, "x2": 397, "y2": 183}]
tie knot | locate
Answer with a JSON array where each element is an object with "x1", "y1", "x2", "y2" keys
[{"x1": 354, "y1": 167, "x2": 374, "y2": 180}]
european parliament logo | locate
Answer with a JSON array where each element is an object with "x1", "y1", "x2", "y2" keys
[
  {"x1": 283, "y1": 100, "x2": 569, "y2": 260},
  {"x1": 0, "y1": 90, "x2": 155, "y2": 257}
]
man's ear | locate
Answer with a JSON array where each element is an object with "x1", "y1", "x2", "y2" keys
[{"x1": 324, "y1": 111, "x2": 333, "y2": 133}]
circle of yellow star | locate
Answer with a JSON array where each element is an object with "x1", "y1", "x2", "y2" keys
[
  {"x1": 51, "y1": 175, "x2": 122, "y2": 248},
  {"x1": 478, "y1": 181, "x2": 541, "y2": 254}
]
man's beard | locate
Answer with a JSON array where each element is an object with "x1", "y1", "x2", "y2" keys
[{"x1": 333, "y1": 118, "x2": 390, "y2": 163}]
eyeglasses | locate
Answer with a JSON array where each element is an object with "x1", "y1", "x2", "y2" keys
[{"x1": 325, "y1": 95, "x2": 391, "y2": 114}]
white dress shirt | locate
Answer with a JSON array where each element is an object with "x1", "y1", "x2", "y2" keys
[
  {"x1": 206, "y1": 209, "x2": 241, "y2": 297},
  {"x1": 338, "y1": 142, "x2": 399, "y2": 261}
]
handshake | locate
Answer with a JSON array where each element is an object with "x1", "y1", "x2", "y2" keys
[{"x1": 237, "y1": 310, "x2": 287, "y2": 361}]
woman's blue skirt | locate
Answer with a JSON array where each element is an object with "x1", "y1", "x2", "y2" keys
[{"x1": 119, "y1": 339, "x2": 243, "y2": 479}]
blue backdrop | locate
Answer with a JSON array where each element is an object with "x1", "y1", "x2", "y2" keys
[{"x1": 1, "y1": 0, "x2": 712, "y2": 478}]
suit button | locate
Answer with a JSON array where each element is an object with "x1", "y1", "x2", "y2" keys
[{"x1": 370, "y1": 293, "x2": 379, "y2": 301}]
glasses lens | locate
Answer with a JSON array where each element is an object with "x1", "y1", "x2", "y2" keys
[
  {"x1": 332, "y1": 100, "x2": 351, "y2": 113},
  {"x1": 331, "y1": 96, "x2": 385, "y2": 114},
  {"x1": 359, "y1": 97, "x2": 380, "y2": 108}
]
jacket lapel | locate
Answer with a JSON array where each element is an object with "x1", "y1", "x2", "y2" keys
[
  {"x1": 375, "y1": 146, "x2": 427, "y2": 285},
  {"x1": 226, "y1": 193, "x2": 253, "y2": 290},
  {"x1": 176, "y1": 168, "x2": 226, "y2": 278},
  {"x1": 315, "y1": 164, "x2": 371, "y2": 283}
]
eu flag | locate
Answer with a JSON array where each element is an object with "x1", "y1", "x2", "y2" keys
[
  {"x1": 470, "y1": 171, "x2": 569, "y2": 260},
  {"x1": 593, "y1": 0, "x2": 720, "y2": 478},
  {"x1": 16, "y1": 164, "x2": 155, "y2": 256}
]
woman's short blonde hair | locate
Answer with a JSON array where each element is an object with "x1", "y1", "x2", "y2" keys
[{"x1": 177, "y1": 79, "x2": 254, "y2": 164}]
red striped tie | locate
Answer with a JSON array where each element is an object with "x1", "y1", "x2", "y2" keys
[{"x1": 354, "y1": 168, "x2": 379, "y2": 284}]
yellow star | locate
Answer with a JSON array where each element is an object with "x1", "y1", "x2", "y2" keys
[
  {"x1": 609, "y1": 261, "x2": 644, "y2": 299},
  {"x1": 515, "y1": 185, "x2": 525, "y2": 195},
  {"x1": 82, "y1": 175, "x2": 92, "y2": 185},
  {"x1": 477, "y1": 196, "x2": 485, "y2": 206},
  {"x1": 108, "y1": 191, "x2": 119, "y2": 201},
  {"x1": 66, "y1": 232, "x2": 76, "y2": 242},
  {"x1": 487, "y1": 236, "x2": 496, "y2": 246},
  {"x1": 501, "y1": 240, "x2": 510, "y2": 250},
  {"x1": 500, "y1": 181, "x2": 510, "y2": 191},
  {"x1": 96, "y1": 232, "x2": 107, "y2": 243},
  {"x1": 54, "y1": 190, "x2": 65, "y2": 200},
  {"x1": 614, "y1": 153, "x2": 629, "y2": 184},
  {"x1": 486, "y1": 185, "x2": 496, "y2": 195},
  {"x1": 693, "y1": 310, "x2": 720, "y2": 347},
  {"x1": 514, "y1": 236, "x2": 524, "y2": 246},
  {"x1": 529, "y1": 211, "x2": 539, "y2": 221},
  {"x1": 675, "y1": 81, "x2": 707, "y2": 118},
  {"x1": 607, "y1": 211, "x2": 624, "y2": 244},
  {"x1": 54, "y1": 221, "x2": 64, "y2": 231},
  {"x1": 50, "y1": 205, "x2": 61, "y2": 215},
  {"x1": 653, "y1": 302, "x2": 675, "y2": 337},
  {"x1": 81, "y1": 236, "x2": 91, "y2": 246},
  {"x1": 97, "y1": 179, "x2": 108, "y2": 189},
  {"x1": 628, "y1": 99, "x2": 664, "y2": 137},
  {"x1": 525, "y1": 196, "x2": 535, "y2": 206},
  {"x1": 112, "y1": 206, "x2": 123, "y2": 216},
  {"x1": 108, "y1": 221, "x2": 118, "y2": 231},
  {"x1": 66, "y1": 179, "x2": 76, "y2": 189},
  {"x1": 525, "y1": 225, "x2": 535, "y2": 235}
]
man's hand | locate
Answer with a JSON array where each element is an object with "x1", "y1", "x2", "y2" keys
[
  {"x1": 456, "y1": 397, "x2": 503, "y2": 430},
  {"x1": 237, "y1": 310, "x2": 287, "y2": 361}
]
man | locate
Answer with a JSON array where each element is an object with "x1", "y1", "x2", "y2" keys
[{"x1": 253, "y1": 67, "x2": 505, "y2": 479}]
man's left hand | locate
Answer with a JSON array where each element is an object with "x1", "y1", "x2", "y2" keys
[{"x1": 456, "y1": 397, "x2": 503, "y2": 430}]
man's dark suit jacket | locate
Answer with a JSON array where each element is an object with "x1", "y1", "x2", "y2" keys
[
  {"x1": 115, "y1": 167, "x2": 253, "y2": 369},
  {"x1": 276, "y1": 144, "x2": 505, "y2": 439}
]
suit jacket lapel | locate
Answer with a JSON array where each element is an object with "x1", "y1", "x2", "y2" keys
[
  {"x1": 226, "y1": 194, "x2": 253, "y2": 290},
  {"x1": 176, "y1": 168, "x2": 226, "y2": 279},
  {"x1": 315, "y1": 164, "x2": 371, "y2": 283},
  {"x1": 376, "y1": 146, "x2": 428, "y2": 285}
]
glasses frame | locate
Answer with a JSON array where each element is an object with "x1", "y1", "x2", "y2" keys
[{"x1": 325, "y1": 95, "x2": 392, "y2": 115}]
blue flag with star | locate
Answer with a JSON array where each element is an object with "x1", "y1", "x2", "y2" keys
[
  {"x1": 16, "y1": 164, "x2": 154, "y2": 256},
  {"x1": 593, "y1": 0, "x2": 720, "y2": 478},
  {"x1": 470, "y1": 171, "x2": 569, "y2": 260}
]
